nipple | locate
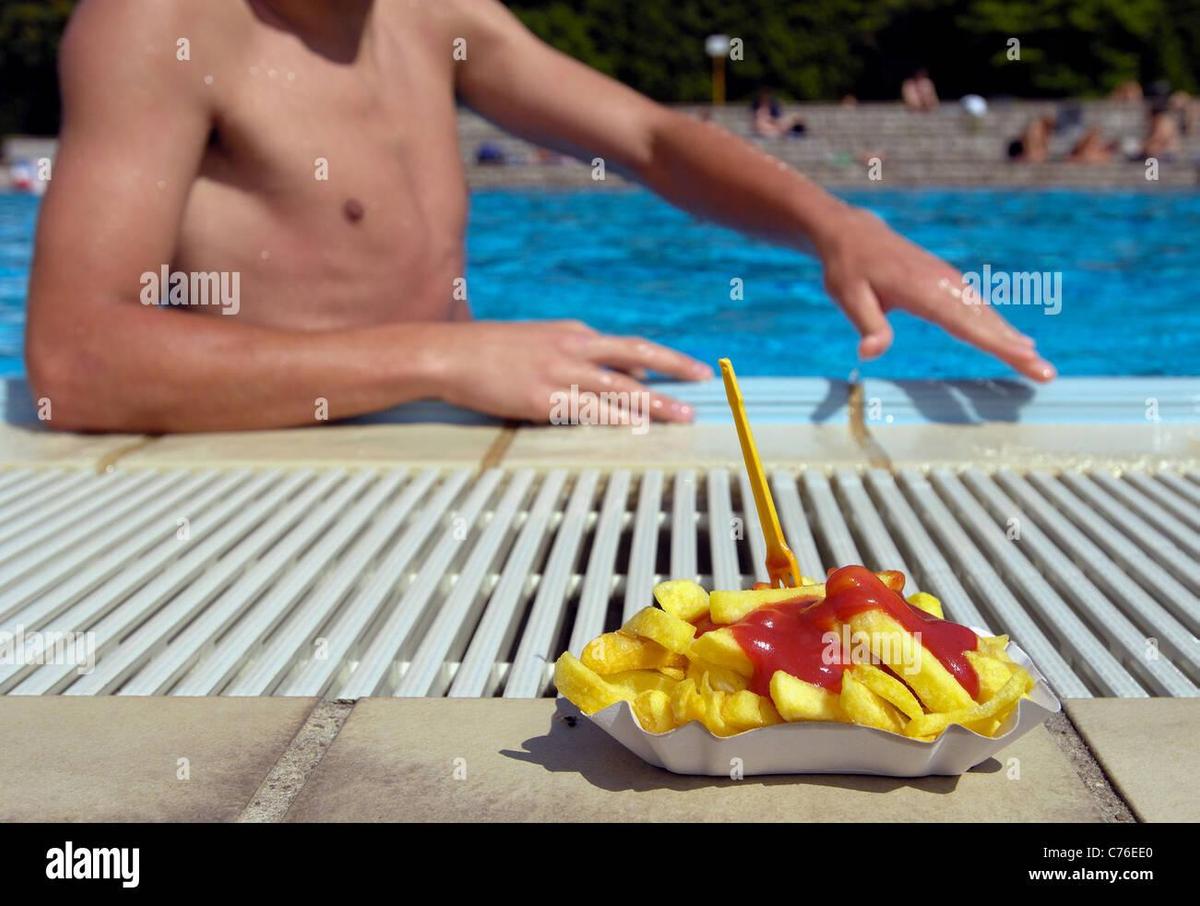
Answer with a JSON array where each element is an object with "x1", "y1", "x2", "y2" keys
[{"x1": 343, "y1": 198, "x2": 365, "y2": 223}]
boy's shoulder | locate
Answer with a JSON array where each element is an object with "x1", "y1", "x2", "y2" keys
[
  {"x1": 59, "y1": 0, "x2": 252, "y2": 108},
  {"x1": 62, "y1": 0, "x2": 248, "y2": 69}
]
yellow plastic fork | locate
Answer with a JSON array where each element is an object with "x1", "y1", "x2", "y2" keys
[{"x1": 719, "y1": 357, "x2": 802, "y2": 588}]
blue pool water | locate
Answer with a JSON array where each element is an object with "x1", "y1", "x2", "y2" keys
[{"x1": 2, "y1": 189, "x2": 1198, "y2": 379}]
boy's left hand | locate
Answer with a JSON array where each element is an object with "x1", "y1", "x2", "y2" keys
[{"x1": 814, "y1": 205, "x2": 1056, "y2": 382}]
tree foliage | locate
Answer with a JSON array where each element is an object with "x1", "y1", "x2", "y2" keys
[
  {"x1": 0, "y1": 0, "x2": 74, "y2": 135},
  {"x1": 0, "y1": 0, "x2": 1197, "y2": 135},
  {"x1": 507, "y1": 0, "x2": 1200, "y2": 101}
]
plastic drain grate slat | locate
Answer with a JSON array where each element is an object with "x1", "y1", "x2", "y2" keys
[{"x1": 1, "y1": 463, "x2": 1197, "y2": 700}]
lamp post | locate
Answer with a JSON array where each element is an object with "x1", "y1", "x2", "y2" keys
[{"x1": 705, "y1": 34, "x2": 731, "y2": 105}]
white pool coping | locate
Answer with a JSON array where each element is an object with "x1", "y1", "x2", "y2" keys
[{"x1": 3, "y1": 376, "x2": 1198, "y2": 430}]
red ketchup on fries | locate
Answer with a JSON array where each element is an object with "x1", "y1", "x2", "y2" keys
[{"x1": 726, "y1": 566, "x2": 980, "y2": 699}]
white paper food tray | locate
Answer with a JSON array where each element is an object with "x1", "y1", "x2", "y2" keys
[{"x1": 574, "y1": 631, "x2": 1061, "y2": 777}]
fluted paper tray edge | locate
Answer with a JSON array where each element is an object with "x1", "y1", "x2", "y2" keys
[{"x1": 575, "y1": 632, "x2": 1061, "y2": 777}]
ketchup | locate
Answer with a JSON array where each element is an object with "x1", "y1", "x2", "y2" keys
[
  {"x1": 690, "y1": 613, "x2": 719, "y2": 638},
  {"x1": 728, "y1": 565, "x2": 979, "y2": 699}
]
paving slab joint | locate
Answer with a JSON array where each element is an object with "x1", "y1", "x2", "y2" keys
[
  {"x1": 95, "y1": 436, "x2": 161, "y2": 473},
  {"x1": 236, "y1": 699, "x2": 355, "y2": 823},
  {"x1": 847, "y1": 382, "x2": 892, "y2": 470},
  {"x1": 479, "y1": 422, "x2": 518, "y2": 470},
  {"x1": 1043, "y1": 710, "x2": 1136, "y2": 823}
]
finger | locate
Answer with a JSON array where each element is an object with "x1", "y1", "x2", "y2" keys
[
  {"x1": 939, "y1": 274, "x2": 1038, "y2": 349},
  {"x1": 577, "y1": 335, "x2": 713, "y2": 381},
  {"x1": 549, "y1": 319, "x2": 597, "y2": 335},
  {"x1": 828, "y1": 278, "x2": 894, "y2": 360},
  {"x1": 573, "y1": 367, "x2": 697, "y2": 424},
  {"x1": 934, "y1": 287, "x2": 1057, "y2": 382}
]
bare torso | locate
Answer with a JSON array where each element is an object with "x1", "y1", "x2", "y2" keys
[
  {"x1": 177, "y1": 0, "x2": 469, "y2": 329},
  {"x1": 25, "y1": 0, "x2": 1055, "y2": 435}
]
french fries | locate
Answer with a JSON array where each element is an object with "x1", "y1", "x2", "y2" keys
[
  {"x1": 553, "y1": 567, "x2": 1036, "y2": 743},
  {"x1": 709, "y1": 584, "x2": 825, "y2": 625}
]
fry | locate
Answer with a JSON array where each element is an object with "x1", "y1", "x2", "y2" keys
[
  {"x1": 553, "y1": 652, "x2": 623, "y2": 715},
  {"x1": 631, "y1": 689, "x2": 676, "y2": 734},
  {"x1": 622, "y1": 606, "x2": 697, "y2": 655},
  {"x1": 846, "y1": 608, "x2": 976, "y2": 713},
  {"x1": 965, "y1": 649, "x2": 1015, "y2": 701},
  {"x1": 686, "y1": 660, "x2": 748, "y2": 693},
  {"x1": 722, "y1": 689, "x2": 782, "y2": 731},
  {"x1": 605, "y1": 669, "x2": 680, "y2": 697},
  {"x1": 904, "y1": 668, "x2": 1033, "y2": 738},
  {"x1": 689, "y1": 627, "x2": 754, "y2": 677},
  {"x1": 851, "y1": 662, "x2": 924, "y2": 721},
  {"x1": 906, "y1": 591, "x2": 944, "y2": 619},
  {"x1": 581, "y1": 631, "x2": 686, "y2": 674},
  {"x1": 653, "y1": 579, "x2": 710, "y2": 622},
  {"x1": 769, "y1": 670, "x2": 841, "y2": 722},
  {"x1": 709, "y1": 584, "x2": 825, "y2": 625},
  {"x1": 840, "y1": 669, "x2": 907, "y2": 733}
]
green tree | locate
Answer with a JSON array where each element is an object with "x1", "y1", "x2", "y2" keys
[
  {"x1": 506, "y1": 0, "x2": 1200, "y2": 100},
  {"x1": 2, "y1": 1, "x2": 1199, "y2": 136},
  {"x1": 0, "y1": 0, "x2": 76, "y2": 135}
]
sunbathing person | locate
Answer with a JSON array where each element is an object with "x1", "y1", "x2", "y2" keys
[
  {"x1": 1066, "y1": 128, "x2": 1117, "y2": 164},
  {"x1": 1140, "y1": 100, "x2": 1183, "y2": 159},
  {"x1": 751, "y1": 89, "x2": 807, "y2": 138},
  {"x1": 901, "y1": 69, "x2": 938, "y2": 112},
  {"x1": 26, "y1": 0, "x2": 1052, "y2": 433},
  {"x1": 1110, "y1": 81, "x2": 1143, "y2": 103},
  {"x1": 1168, "y1": 91, "x2": 1198, "y2": 135},
  {"x1": 1006, "y1": 115, "x2": 1054, "y2": 163}
]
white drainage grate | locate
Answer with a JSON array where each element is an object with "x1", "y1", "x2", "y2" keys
[{"x1": 1, "y1": 464, "x2": 1197, "y2": 700}]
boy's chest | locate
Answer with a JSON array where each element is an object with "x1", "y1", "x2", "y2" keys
[{"x1": 203, "y1": 25, "x2": 465, "y2": 212}]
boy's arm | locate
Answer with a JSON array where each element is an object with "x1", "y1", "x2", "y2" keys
[
  {"x1": 455, "y1": 1, "x2": 1054, "y2": 381},
  {"x1": 26, "y1": 0, "x2": 705, "y2": 432},
  {"x1": 25, "y1": 0, "x2": 442, "y2": 432}
]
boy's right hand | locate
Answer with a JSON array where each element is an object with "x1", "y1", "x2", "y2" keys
[{"x1": 427, "y1": 320, "x2": 713, "y2": 424}]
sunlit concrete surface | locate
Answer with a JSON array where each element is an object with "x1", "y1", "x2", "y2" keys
[
  {"x1": 0, "y1": 697, "x2": 316, "y2": 822},
  {"x1": 1066, "y1": 699, "x2": 1200, "y2": 822},
  {"x1": 0, "y1": 696, "x2": 1179, "y2": 822},
  {"x1": 284, "y1": 698, "x2": 1105, "y2": 823},
  {"x1": 0, "y1": 423, "x2": 144, "y2": 470}
]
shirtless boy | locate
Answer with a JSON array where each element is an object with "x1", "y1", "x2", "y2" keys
[{"x1": 26, "y1": 0, "x2": 1054, "y2": 432}]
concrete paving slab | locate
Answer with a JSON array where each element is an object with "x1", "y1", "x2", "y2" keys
[
  {"x1": 0, "y1": 697, "x2": 316, "y2": 822},
  {"x1": 0, "y1": 424, "x2": 145, "y2": 469},
  {"x1": 869, "y1": 423, "x2": 1199, "y2": 469},
  {"x1": 1066, "y1": 698, "x2": 1200, "y2": 822},
  {"x1": 502, "y1": 424, "x2": 866, "y2": 468},
  {"x1": 117, "y1": 424, "x2": 503, "y2": 469},
  {"x1": 285, "y1": 698, "x2": 1102, "y2": 822}
]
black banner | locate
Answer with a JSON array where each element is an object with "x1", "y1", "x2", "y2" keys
[{"x1": 0, "y1": 821, "x2": 1180, "y2": 894}]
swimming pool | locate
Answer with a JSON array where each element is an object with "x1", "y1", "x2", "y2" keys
[{"x1": 2, "y1": 188, "x2": 1197, "y2": 379}]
